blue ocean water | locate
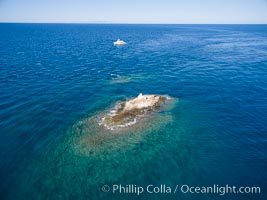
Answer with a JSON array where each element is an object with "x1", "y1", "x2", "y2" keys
[{"x1": 0, "y1": 24, "x2": 267, "y2": 200}]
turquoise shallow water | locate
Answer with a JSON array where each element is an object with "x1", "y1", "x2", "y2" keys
[{"x1": 0, "y1": 24, "x2": 267, "y2": 200}]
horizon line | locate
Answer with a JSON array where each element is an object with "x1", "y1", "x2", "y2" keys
[{"x1": 0, "y1": 21, "x2": 267, "y2": 25}]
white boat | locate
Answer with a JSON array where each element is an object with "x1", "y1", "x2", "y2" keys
[{"x1": 113, "y1": 39, "x2": 127, "y2": 45}]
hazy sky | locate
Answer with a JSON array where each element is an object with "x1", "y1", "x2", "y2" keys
[{"x1": 0, "y1": 0, "x2": 267, "y2": 24}]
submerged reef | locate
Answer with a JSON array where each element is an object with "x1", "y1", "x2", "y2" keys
[
  {"x1": 70, "y1": 93, "x2": 176, "y2": 155},
  {"x1": 99, "y1": 93, "x2": 169, "y2": 130}
]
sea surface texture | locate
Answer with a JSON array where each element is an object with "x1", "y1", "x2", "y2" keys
[{"x1": 0, "y1": 24, "x2": 267, "y2": 200}]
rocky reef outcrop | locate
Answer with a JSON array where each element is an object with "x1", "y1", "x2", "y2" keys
[{"x1": 99, "y1": 93, "x2": 168, "y2": 130}]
